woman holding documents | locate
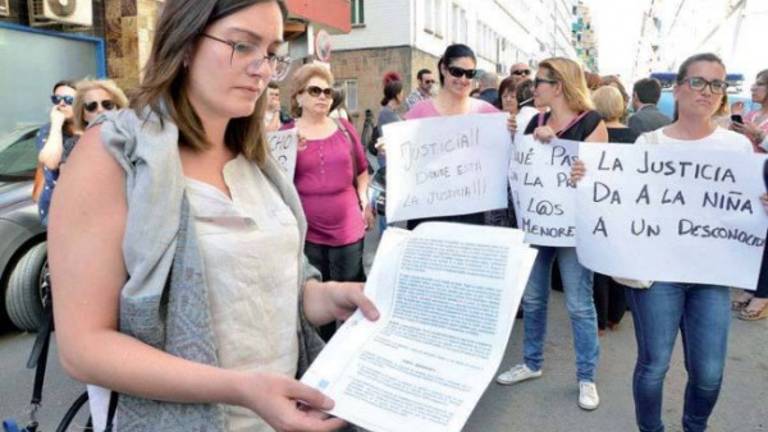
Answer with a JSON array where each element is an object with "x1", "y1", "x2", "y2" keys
[
  {"x1": 47, "y1": 1, "x2": 378, "y2": 430},
  {"x1": 573, "y1": 53, "x2": 757, "y2": 432},
  {"x1": 403, "y1": 43, "x2": 500, "y2": 229},
  {"x1": 496, "y1": 57, "x2": 607, "y2": 412}
]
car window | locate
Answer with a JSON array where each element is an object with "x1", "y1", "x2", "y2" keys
[{"x1": 0, "y1": 129, "x2": 39, "y2": 179}]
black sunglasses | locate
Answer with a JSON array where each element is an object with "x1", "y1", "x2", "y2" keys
[
  {"x1": 446, "y1": 66, "x2": 477, "y2": 79},
  {"x1": 84, "y1": 100, "x2": 116, "y2": 112},
  {"x1": 304, "y1": 85, "x2": 333, "y2": 97},
  {"x1": 51, "y1": 95, "x2": 74, "y2": 106},
  {"x1": 534, "y1": 77, "x2": 559, "y2": 87},
  {"x1": 424, "y1": 79, "x2": 436, "y2": 85},
  {"x1": 512, "y1": 69, "x2": 531, "y2": 76}
]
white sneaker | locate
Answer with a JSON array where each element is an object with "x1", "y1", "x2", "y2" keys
[
  {"x1": 496, "y1": 364, "x2": 543, "y2": 385},
  {"x1": 578, "y1": 381, "x2": 600, "y2": 410}
]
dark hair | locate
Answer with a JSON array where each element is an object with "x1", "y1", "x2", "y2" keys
[
  {"x1": 498, "y1": 76, "x2": 516, "y2": 98},
  {"x1": 381, "y1": 72, "x2": 403, "y2": 106},
  {"x1": 516, "y1": 79, "x2": 535, "y2": 107},
  {"x1": 267, "y1": 82, "x2": 280, "y2": 90},
  {"x1": 632, "y1": 78, "x2": 662, "y2": 104},
  {"x1": 437, "y1": 44, "x2": 476, "y2": 85},
  {"x1": 757, "y1": 69, "x2": 768, "y2": 83},
  {"x1": 330, "y1": 87, "x2": 346, "y2": 113},
  {"x1": 131, "y1": 0, "x2": 287, "y2": 166},
  {"x1": 676, "y1": 52, "x2": 725, "y2": 84},
  {"x1": 52, "y1": 80, "x2": 76, "y2": 94},
  {"x1": 417, "y1": 69, "x2": 432, "y2": 81}
]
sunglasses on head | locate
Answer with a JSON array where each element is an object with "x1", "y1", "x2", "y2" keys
[
  {"x1": 84, "y1": 100, "x2": 116, "y2": 112},
  {"x1": 304, "y1": 85, "x2": 333, "y2": 98},
  {"x1": 512, "y1": 69, "x2": 531, "y2": 76},
  {"x1": 51, "y1": 95, "x2": 74, "y2": 106},
  {"x1": 446, "y1": 66, "x2": 477, "y2": 80}
]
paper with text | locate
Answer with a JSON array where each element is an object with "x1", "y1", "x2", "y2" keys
[
  {"x1": 301, "y1": 223, "x2": 537, "y2": 432},
  {"x1": 267, "y1": 129, "x2": 298, "y2": 179},
  {"x1": 577, "y1": 144, "x2": 768, "y2": 289},
  {"x1": 384, "y1": 113, "x2": 512, "y2": 222},
  {"x1": 508, "y1": 134, "x2": 580, "y2": 246}
]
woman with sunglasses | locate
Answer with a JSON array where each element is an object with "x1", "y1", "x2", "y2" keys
[
  {"x1": 403, "y1": 43, "x2": 500, "y2": 229},
  {"x1": 496, "y1": 57, "x2": 607, "y2": 411},
  {"x1": 288, "y1": 63, "x2": 374, "y2": 341},
  {"x1": 72, "y1": 79, "x2": 128, "y2": 131},
  {"x1": 35, "y1": 80, "x2": 78, "y2": 226},
  {"x1": 731, "y1": 68, "x2": 768, "y2": 321},
  {"x1": 48, "y1": 1, "x2": 378, "y2": 430},
  {"x1": 572, "y1": 53, "x2": 758, "y2": 432}
]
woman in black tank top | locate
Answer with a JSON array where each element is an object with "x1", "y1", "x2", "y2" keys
[{"x1": 496, "y1": 57, "x2": 607, "y2": 411}]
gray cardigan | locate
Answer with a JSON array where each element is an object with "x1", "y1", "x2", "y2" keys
[{"x1": 93, "y1": 109, "x2": 325, "y2": 430}]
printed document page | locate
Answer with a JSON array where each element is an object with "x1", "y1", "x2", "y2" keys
[{"x1": 301, "y1": 222, "x2": 537, "y2": 432}]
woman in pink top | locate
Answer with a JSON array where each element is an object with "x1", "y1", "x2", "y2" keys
[
  {"x1": 289, "y1": 64, "x2": 372, "y2": 340},
  {"x1": 404, "y1": 43, "x2": 499, "y2": 229}
]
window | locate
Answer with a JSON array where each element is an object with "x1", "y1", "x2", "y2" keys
[
  {"x1": 424, "y1": 0, "x2": 434, "y2": 32},
  {"x1": 338, "y1": 79, "x2": 359, "y2": 113},
  {"x1": 435, "y1": 0, "x2": 444, "y2": 37},
  {"x1": 351, "y1": 0, "x2": 364, "y2": 26},
  {"x1": 452, "y1": 4, "x2": 460, "y2": 43}
]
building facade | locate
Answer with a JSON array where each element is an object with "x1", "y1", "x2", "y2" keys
[{"x1": 329, "y1": 0, "x2": 588, "y2": 131}]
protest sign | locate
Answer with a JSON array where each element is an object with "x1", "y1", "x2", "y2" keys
[
  {"x1": 266, "y1": 129, "x2": 298, "y2": 179},
  {"x1": 508, "y1": 134, "x2": 579, "y2": 246},
  {"x1": 577, "y1": 144, "x2": 768, "y2": 289},
  {"x1": 383, "y1": 113, "x2": 511, "y2": 223}
]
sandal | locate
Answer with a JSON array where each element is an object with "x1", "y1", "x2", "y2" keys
[
  {"x1": 731, "y1": 299, "x2": 751, "y2": 312},
  {"x1": 738, "y1": 303, "x2": 768, "y2": 321}
]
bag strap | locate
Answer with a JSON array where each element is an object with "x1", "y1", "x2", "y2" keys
[
  {"x1": 103, "y1": 392, "x2": 118, "y2": 432},
  {"x1": 536, "y1": 111, "x2": 591, "y2": 137}
]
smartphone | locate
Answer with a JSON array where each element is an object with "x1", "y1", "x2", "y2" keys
[{"x1": 731, "y1": 114, "x2": 744, "y2": 124}]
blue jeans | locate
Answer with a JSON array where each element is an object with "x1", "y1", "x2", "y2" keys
[
  {"x1": 626, "y1": 283, "x2": 730, "y2": 432},
  {"x1": 522, "y1": 246, "x2": 599, "y2": 381}
]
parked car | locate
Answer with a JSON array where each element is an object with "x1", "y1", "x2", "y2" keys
[{"x1": 0, "y1": 124, "x2": 47, "y2": 332}]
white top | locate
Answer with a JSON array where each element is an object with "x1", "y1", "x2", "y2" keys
[
  {"x1": 615, "y1": 126, "x2": 753, "y2": 288},
  {"x1": 88, "y1": 155, "x2": 302, "y2": 432},
  {"x1": 187, "y1": 155, "x2": 301, "y2": 431}
]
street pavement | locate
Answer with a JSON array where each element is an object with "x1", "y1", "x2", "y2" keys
[{"x1": 1, "y1": 228, "x2": 766, "y2": 431}]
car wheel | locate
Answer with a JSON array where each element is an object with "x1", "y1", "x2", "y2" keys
[{"x1": 5, "y1": 242, "x2": 47, "y2": 332}]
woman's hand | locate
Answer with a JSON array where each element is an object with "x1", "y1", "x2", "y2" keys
[
  {"x1": 374, "y1": 137, "x2": 386, "y2": 157},
  {"x1": 303, "y1": 280, "x2": 379, "y2": 327},
  {"x1": 761, "y1": 193, "x2": 768, "y2": 215},
  {"x1": 50, "y1": 105, "x2": 68, "y2": 127},
  {"x1": 239, "y1": 372, "x2": 346, "y2": 432},
  {"x1": 363, "y1": 205, "x2": 375, "y2": 231},
  {"x1": 731, "y1": 121, "x2": 765, "y2": 145},
  {"x1": 570, "y1": 159, "x2": 586, "y2": 183},
  {"x1": 533, "y1": 126, "x2": 556, "y2": 143},
  {"x1": 507, "y1": 115, "x2": 517, "y2": 134}
]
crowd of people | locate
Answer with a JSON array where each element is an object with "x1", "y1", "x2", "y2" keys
[{"x1": 32, "y1": 0, "x2": 768, "y2": 431}]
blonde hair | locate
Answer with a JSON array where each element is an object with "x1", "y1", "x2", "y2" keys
[
  {"x1": 73, "y1": 79, "x2": 129, "y2": 130},
  {"x1": 592, "y1": 86, "x2": 625, "y2": 122},
  {"x1": 539, "y1": 57, "x2": 594, "y2": 112},
  {"x1": 290, "y1": 63, "x2": 334, "y2": 117}
]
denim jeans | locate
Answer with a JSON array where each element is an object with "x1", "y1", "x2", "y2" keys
[
  {"x1": 522, "y1": 246, "x2": 599, "y2": 381},
  {"x1": 626, "y1": 283, "x2": 730, "y2": 432}
]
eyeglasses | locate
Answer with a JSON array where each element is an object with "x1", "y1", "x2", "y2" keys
[
  {"x1": 681, "y1": 77, "x2": 728, "y2": 94},
  {"x1": 200, "y1": 33, "x2": 292, "y2": 81},
  {"x1": 84, "y1": 100, "x2": 116, "y2": 112},
  {"x1": 446, "y1": 66, "x2": 477, "y2": 79},
  {"x1": 512, "y1": 69, "x2": 531, "y2": 76},
  {"x1": 303, "y1": 86, "x2": 333, "y2": 98},
  {"x1": 51, "y1": 95, "x2": 74, "y2": 106},
  {"x1": 534, "y1": 77, "x2": 558, "y2": 87},
  {"x1": 424, "y1": 79, "x2": 436, "y2": 85}
]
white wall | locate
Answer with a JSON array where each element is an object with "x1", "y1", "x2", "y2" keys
[{"x1": 331, "y1": 0, "x2": 412, "y2": 51}]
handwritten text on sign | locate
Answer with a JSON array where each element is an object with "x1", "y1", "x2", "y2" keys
[
  {"x1": 576, "y1": 144, "x2": 768, "y2": 290},
  {"x1": 508, "y1": 134, "x2": 579, "y2": 247},
  {"x1": 267, "y1": 129, "x2": 298, "y2": 179},
  {"x1": 384, "y1": 113, "x2": 511, "y2": 223}
]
